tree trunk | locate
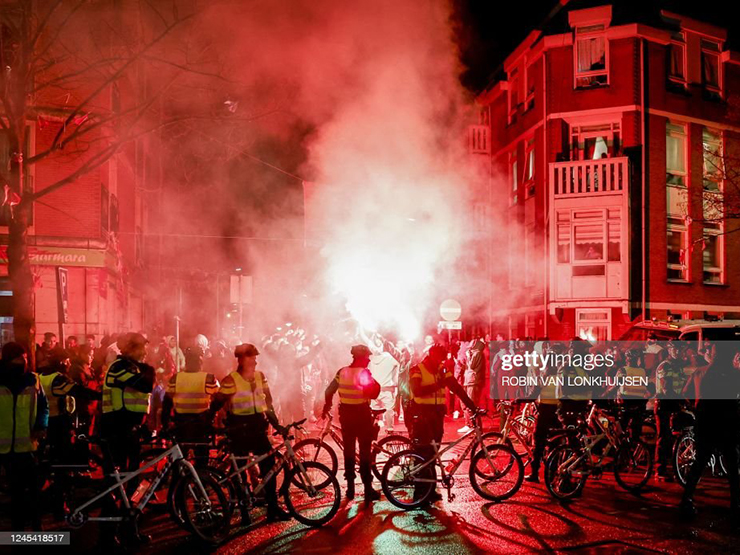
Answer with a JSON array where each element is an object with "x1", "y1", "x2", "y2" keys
[{"x1": 7, "y1": 157, "x2": 36, "y2": 369}]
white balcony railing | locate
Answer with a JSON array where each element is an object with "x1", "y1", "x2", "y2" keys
[
  {"x1": 468, "y1": 125, "x2": 490, "y2": 154},
  {"x1": 550, "y1": 157, "x2": 629, "y2": 198}
]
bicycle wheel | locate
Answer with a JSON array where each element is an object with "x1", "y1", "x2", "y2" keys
[
  {"x1": 673, "y1": 432, "x2": 695, "y2": 487},
  {"x1": 614, "y1": 439, "x2": 653, "y2": 492},
  {"x1": 169, "y1": 466, "x2": 231, "y2": 529},
  {"x1": 469, "y1": 444, "x2": 524, "y2": 502},
  {"x1": 513, "y1": 415, "x2": 536, "y2": 446},
  {"x1": 176, "y1": 472, "x2": 231, "y2": 544},
  {"x1": 293, "y1": 438, "x2": 338, "y2": 476},
  {"x1": 471, "y1": 432, "x2": 515, "y2": 478},
  {"x1": 544, "y1": 445, "x2": 586, "y2": 500},
  {"x1": 283, "y1": 462, "x2": 340, "y2": 527},
  {"x1": 371, "y1": 434, "x2": 413, "y2": 481},
  {"x1": 380, "y1": 450, "x2": 434, "y2": 510}
]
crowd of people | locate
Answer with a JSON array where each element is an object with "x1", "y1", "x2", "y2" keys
[{"x1": 1, "y1": 324, "x2": 739, "y2": 544}]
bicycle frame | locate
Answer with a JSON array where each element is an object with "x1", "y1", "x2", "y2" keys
[
  {"x1": 404, "y1": 418, "x2": 492, "y2": 484},
  {"x1": 219, "y1": 430, "x2": 319, "y2": 500},
  {"x1": 70, "y1": 443, "x2": 207, "y2": 522}
]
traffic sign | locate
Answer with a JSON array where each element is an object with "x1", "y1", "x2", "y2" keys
[
  {"x1": 440, "y1": 299, "x2": 462, "y2": 321},
  {"x1": 439, "y1": 320, "x2": 462, "y2": 330}
]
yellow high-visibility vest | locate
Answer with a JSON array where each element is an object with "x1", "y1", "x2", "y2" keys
[
  {"x1": 619, "y1": 366, "x2": 648, "y2": 398},
  {"x1": 337, "y1": 366, "x2": 369, "y2": 405},
  {"x1": 103, "y1": 359, "x2": 151, "y2": 414},
  {"x1": 173, "y1": 372, "x2": 210, "y2": 414},
  {"x1": 229, "y1": 372, "x2": 267, "y2": 415},
  {"x1": 410, "y1": 363, "x2": 446, "y2": 406},
  {"x1": 539, "y1": 377, "x2": 559, "y2": 405},
  {"x1": 0, "y1": 376, "x2": 40, "y2": 454}
]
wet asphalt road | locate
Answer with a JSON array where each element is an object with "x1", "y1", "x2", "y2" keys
[{"x1": 12, "y1": 416, "x2": 740, "y2": 554}]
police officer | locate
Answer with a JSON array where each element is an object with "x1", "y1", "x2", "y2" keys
[
  {"x1": 162, "y1": 347, "x2": 219, "y2": 466},
  {"x1": 323, "y1": 345, "x2": 381, "y2": 503},
  {"x1": 654, "y1": 341, "x2": 687, "y2": 480},
  {"x1": 0, "y1": 342, "x2": 48, "y2": 531},
  {"x1": 212, "y1": 343, "x2": 290, "y2": 524},
  {"x1": 618, "y1": 348, "x2": 649, "y2": 441},
  {"x1": 100, "y1": 332, "x2": 154, "y2": 546},
  {"x1": 409, "y1": 344, "x2": 477, "y2": 503},
  {"x1": 526, "y1": 342, "x2": 562, "y2": 483},
  {"x1": 38, "y1": 348, "x2": 99, "y2": 517},
  {"x1": 557, "y1": 339, "x2": 593, "y2": 449},
  {"x1": 680, "y1": 341, "x2": 740, "y2": 517}
]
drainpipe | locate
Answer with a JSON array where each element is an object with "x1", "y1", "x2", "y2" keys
[
  {"x1": 543, "y1": 50, "x2": 548, "y2": 338},
  {"x1": 640, "y1": 39, "x2": 648, "y2": 322}
]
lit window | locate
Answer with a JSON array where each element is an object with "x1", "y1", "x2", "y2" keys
[
  {"x1": 574, "y1": 224, "x2": 604, "y2": 262},
  {"x1": 667, "y1": 217, "x2": 688, "y2": 281},
  {"x1": 701, "y1": 39, "x2": 721, "y2": 92},
  {"x1": 668, "y1": 33, "x2": 686, "y2": 83},
  {"x1": 510, "y1": 156, "x2": 518, "y2": 205},
  {"x1": 575, "y1": 25, "x2": 608, "y2": 88},
  {"x1": 666, "y1": 122, "x2": 687, "y2": 186},
  {"x1": 576, "y1": 309, "x2": 611, "y2": 341},
  {"x1": 703, "y1": 224, "x2": 723, "y2": 284}
]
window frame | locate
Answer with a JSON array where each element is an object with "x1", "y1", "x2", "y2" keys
[
  {"x1": 576, "y1": 308, "x2": 612, "y2": 341},
  {"x1": 700, "y1": 38, "x2": 722, "y2": 95},
  {"x1": 667, "y1": 217, "x2": 689, "y2": 282},
  {"x1": 508, "y1": 69, "x2": 520, "y2": 124},
  {"x1": 510, "y1": 152, "x2": 518, "y2": 206},
  {"x1": 524, "y1": 138, "x2": 536, "y2": 198},
  {"x1": 573, "y1": 24, "x2": 609, "y2": 89},
  {"x1": 701, "y1": 127, "x2": 725, "y2": 284},
  {"x1": 668, "y1": 31, "x2": 687, "y2": 86}
]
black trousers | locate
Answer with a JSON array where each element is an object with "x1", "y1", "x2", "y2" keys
[
  {"x1": 338, "y1": 404, "x2": 374, "y2": 487},
  {"x1": 0, "y1": 452, "x2": 41, "y2": 531},
  {"x1": 655, "y1": 400, "x2": 681, "y2": 474},
  {"x1": 620, "y1": 398, "x2": 647, "y2": 442},
  {"x1": 682, "y1": 410, "x2": 740, "y2": 507},
  {"x1": 227, "y1": 414, "x2": 280, "y2": 510},
  {"x1": 173, "y1": 413, "x2": 212, "y2": 468},
  {"x1": 531, "y1": 402, "x2": 559, "y2": 474},
  {"x1": 411, "y1": 404, "x2": 445, "y2": 492}
]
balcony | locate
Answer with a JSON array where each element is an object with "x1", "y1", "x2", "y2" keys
[
  {"x1": 468, "y1": 125, "x2": 490, "y2": 154},
  {"x1": 550, "y1": 157, "x2": 629, "y2": 198}
]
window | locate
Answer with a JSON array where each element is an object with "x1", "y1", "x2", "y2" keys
[
  {"x1": 701, "y1": 39, "x2": 721, "y2": 93},
  {"x1": 101, "y1": 185, "x2": 110, "y2": 233},
  {"x1": 570, "y1": 123, "x2": 620, "y2": 161},
  {"x1": 576, "y1": 309, "x2": 611, "y2": 341},
  {"x1": 510, "y1": 155, "x2": 518, "y2": 205},
  {"x1": 703, "y1": 224, "x2": 723, "y2": 284},
  {"x1": 666, "y1": 122, "x2": 687, "y2": 186},
  {"x1": 668, "y1": 32, "x2": 686, "y2": 84},
  {"x1": 574, "y1": 25, "x2": 608, "y2": 88},
  {"x1": 525, "y1": 62, "x2": 536, "y2": 111},
  {"x1": 508, "y1": 69, "x2": 519, "y2": 122},
  {"x1": 667, "y1": 217, "x2": 688, "y2": 281},
  {"x1": 524, "y1": 139, "x2": 535, "y2": 197},
  {"x1": 702, "y1": 127, "x2": 724, "y2": 284},
  {"x1": 556, "y1": 208, "x2": 622, "y2": 268}
]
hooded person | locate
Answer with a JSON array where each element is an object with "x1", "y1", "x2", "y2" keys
[{"x1": 459, "y1": 339, "x2": 486, "y2": 433}]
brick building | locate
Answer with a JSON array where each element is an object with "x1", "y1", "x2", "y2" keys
[
  {"x1": 0, "y1": 1, "x2": 155, "y2": 344},
  {"x1": 471, "y1": 2, "x2": 740, "y2": 340}
]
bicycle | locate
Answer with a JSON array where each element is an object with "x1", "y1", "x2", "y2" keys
[
  {"x1": 380, "y1": 410, "x2": 524, "y2": 509},
  {"x1": 672, "y1": 409, "x2": 727, "y2": 486},
  {"x1": 215, "y1": 418, "x2": 341, "y2": 527},
  {"x1": 66, "y1": 439, "x2": 230, "y2": 544},
  {"x1": 293, "y1": 408, "x2": 412, "y2": 480},
  {"x1": 544, "y1": 402, "x2": 653, "y2": 500}
]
